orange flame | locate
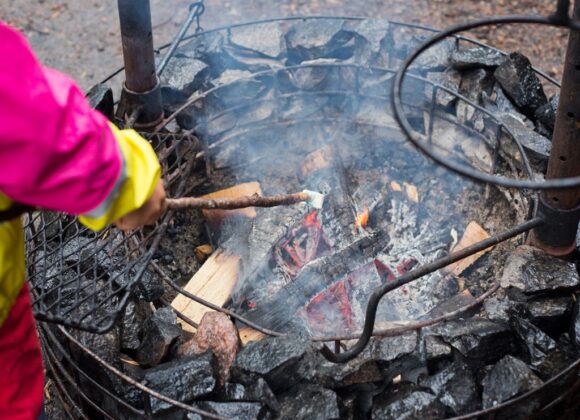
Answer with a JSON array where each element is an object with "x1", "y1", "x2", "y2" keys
[{"x1": 355, "y1": 207, "x2": 369, "y2": 229}]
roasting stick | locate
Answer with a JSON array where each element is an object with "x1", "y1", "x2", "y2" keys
[{"x1": 166, "y1": 190, "x2": 325, "y2": 211}]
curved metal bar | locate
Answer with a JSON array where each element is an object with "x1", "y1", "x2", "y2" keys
[
  {"x1": 392, "y1": 15, "x2": 580, "y2": 190},
  {"x1": 320, "y1": 217, "x2": 543, "y2": 363},
  {"x1": 311, "y1": 282, "x2": 499, "y2": 342}
]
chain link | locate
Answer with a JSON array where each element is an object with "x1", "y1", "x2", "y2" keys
[{"x1": 190, "y1": 1, "x2": 206, "y2": 33}]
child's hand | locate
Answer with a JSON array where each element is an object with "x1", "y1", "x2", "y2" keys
[{"x1": 115, "y1": 180, "x2": 166, "y2": 231}]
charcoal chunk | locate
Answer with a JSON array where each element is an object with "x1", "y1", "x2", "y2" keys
[
  {"x1": 145, "y1": 352, "x2": 217, "y2": 414},
  {"x1": 450, "y1": 47, "x2": 506, "y2": 70},
  {"x1": 421, "y1": 361, "x2": 481, "y2": 415},
  {"x1": 510, "y1": 317, "x2": 557, "y2": 366},
  {"x1": 137, "y1": 308, "x2": 181, "y2": 367},
  {"x1": 371, "y1": 391, "x2": 446, "y2": 420},
  {"x1": 278, "y1": 384, "x2": 339, "y2": 420},
  {"x1": 501, "y1": 246, "x2": 580, "y2": 298},
  {"x1": 232, "y1": 335, "x2": 316, "y2": 393},
  {"x1": 494, "y1": 52, "x2": 548, "y2": 119},
  {"x1": 481, "y1": 355, "x2": 543, "y2": 409},
  {"x1": 430, "y1": 318, "x2": 514, "y2": 364}
]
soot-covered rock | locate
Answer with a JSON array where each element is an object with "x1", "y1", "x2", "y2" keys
[
  {"x1": 372, "y1": 390, "x2": 446, "y2": 420},
  {"x1": 195, "y1": 401, "x2": 267, "y2": 419},
  {"x1": 218, "y1": 378, "x2": 279, "y2": 412},
  {"x1": 285, "y1": 19, "x2": 355, "y2": 65},
  {"x1": 144, "y1": 352, "x2": 217, "y2": 414},
  {"x1": 481, "y1": 355, "x2": 543, "y2": 409},
  {"x1": 573, "y1": 299, "x2": 580, "y2": 349},
  {"x1": 425, "y1": 335, "x2": 453, "y2": 371},
  {"x1": 493, "y1": 52, "x2": 548, "y2": 119},
  {"x1": 501, "y1": 246, "x2": 580, "y2": 298},
  {"x1": 430, "y1": 318, "x2": 514, "y2": 364},
  {"x1": 344, "y1": 19, "x2": 391, "y2": 65},
  {"x1": 421, "y1": 361, "x2": 481, "y2": 415},
  {"x1": 534, "y1": 345, "x2": 578, "y2": 381},
  {"x1": 136, "y1": 307, "x2": 181, "y2": 367},
  {"x1": 499, "y1": 113, "x2": 551, "y2": 167},
  {"x1": 231, "y1": 334, "x2": 317, "y2": 393},
  {"x1": 412, "y1": 39, "x2": 456, "y2": 71},
  {"x1": 120, "y1": 299, "x2": 152, "y2": 352},
  {"x1": 230, "y1": 22, "x2": 285, "y2": 58},
  {"x1": 86, "y1": 83, "x2": 114, "y2": 119},
  {"x1": 161, "y1": 56, "x2": 209, "y2": 92},
  {"x1": 277, "y1": 384, "x2": 340, "y2": 420},
  {"x1": 450, "y1": 47, "x2": 506, "y2": 70},
  {"x1": 526, "y1": 296, "x2": 573, "y2": 337},
  {"x1": 426, "y1": 69, "x2": 461, "y2": 107},
  {"x1": 510, "y1": 317, "x2": 557, "y2": 366}
]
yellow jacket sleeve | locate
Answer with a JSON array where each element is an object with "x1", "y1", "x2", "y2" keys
[{"x1": 79, "y1": 123, "x2": 161, "y2": 231}]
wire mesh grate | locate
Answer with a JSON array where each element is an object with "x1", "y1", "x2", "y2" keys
[{"x1": 25, "y1": 132, "x2": 200, "y2": 333}]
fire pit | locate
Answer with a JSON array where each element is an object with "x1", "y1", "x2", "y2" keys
[{"x1": 25, "y1": 8, "x2": 580, "y2": 420}]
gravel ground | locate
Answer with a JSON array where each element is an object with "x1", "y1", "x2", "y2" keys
[{"x1": 0, "y1": 1, "x2": 570, "y2": 419}]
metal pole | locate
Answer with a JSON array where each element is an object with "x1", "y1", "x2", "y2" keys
[
  {"x1": 530, "y1": 0, "x2": 580, "y2": 256},
  {"x1": 116, "y1": 0, "x2": 163, "y2": 128}
]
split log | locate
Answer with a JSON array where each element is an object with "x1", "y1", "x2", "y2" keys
[
  {"x1": 171, "y1": 249, "x2": 240, "y2": 333},
  {"x1": 444, "y1": 221, "x2": 492, "y2": 277}
]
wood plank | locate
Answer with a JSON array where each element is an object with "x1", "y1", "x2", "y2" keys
[
  {"x1": 444, "y1": 221, "x2": 492, "y2": 277},
  {"x1": 172, "y1": 249, "x2": 240, "y2": 333},
  {"x1": 201, "y1": 182, "x2": 262, "y2": 226},
  {"x1": 238, "y1": 327, "x2": 266, "y2": 345}
]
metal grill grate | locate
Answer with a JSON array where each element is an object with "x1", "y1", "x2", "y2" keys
[{"x1": 25, "y1": 132, "x2": 200, "y2": 333}]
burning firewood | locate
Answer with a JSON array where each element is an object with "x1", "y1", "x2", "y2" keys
[{"x1": 166, "y1": 189, "x2": 325, "y2": 211}]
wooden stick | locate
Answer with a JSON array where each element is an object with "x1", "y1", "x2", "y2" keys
[{"x1": 166, "y1": 191, "x2": 312, "y2": 211}]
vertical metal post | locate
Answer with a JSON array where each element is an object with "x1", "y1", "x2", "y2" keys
[
  {"x1": 116, "y1": 0, "x2": 163, "y2": 128},
  {"x1": 530, "y1": 1, "x2": 580, "y2": 256}
]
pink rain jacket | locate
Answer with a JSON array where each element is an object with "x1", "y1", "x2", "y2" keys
[{"x1": 0, "y1": 22, "x2": 161, "y2": 419}]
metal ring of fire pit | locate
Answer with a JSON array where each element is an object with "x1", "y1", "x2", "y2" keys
[
  {"x1": 32, "y1": 16, "x2": 578, "y2": 419},
  {"x1": 392, "y1": 10, "x2": 580, "y2": 190}
]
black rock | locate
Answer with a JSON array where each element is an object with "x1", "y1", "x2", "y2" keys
[
  {"x1": 425, "y1": 335, "x2": 453, "y2": 371},
  {"x1": 456, "y1": 68, "x2": 493, "y2": 129},
  {"x1": 421, "y1": 361, "x2": 481, "y2": 415},
  {"x1": 483, "y1": 293, "x2": 521, "y2": 322},
  {"x1": 501, "y1": 246, "x2": 580, "y2": 299},
  {"x1": 413, "y1": 39, "x2": 456, "y2": 71},
  {"x1": 481, "y1": 355, "x2": 543, "y2": 409},
  {"x1": 120, "y1": 299, "x2": 152, "y2": 352},
  {"x1": 573, "y1": 299, "x2": 580, "y2": 349},
  {"x1": 219, "y1": 378, "x2": 279, "y2": 412},
  {"x1": 137, "y1": 308, "x2": 182, "y2": 367},
  {"x1": 450, "y1": 47, "x2": 506, "y2": 70},
  {"x1": 86, "y1": 83, "x2": 114, "y2": 120},
  {"x1": 285, "y1": 20, "x2": 355, "y2": 64},
  {"x1": 494, "y1": 52, "x2": 548, "y2": 119},
  {"x1": 161, "y1": 56, "x2": 210, "y2": 92},
  {"x1": 371, "y1": 391, "x2": 446, "y2": 420},
  {"x1": 230, "y1": 22, "x2": 285, "y2": 58},
  {"x1": 533, "y1": 345, "x2": 578, "y2": 381},
  {"x1": 134, "y1": 269, "x2": 165, "y2": 302},
  {"x1": 426, "y1": 69, "x2": 461, "y2": 107},
  {"x1": 481, "y1": 82, "x2": 526, "y2": 118},
  {"x1": 277, "y1": 384, "x2": 340, "y2": 420},
  {"x1": 526, "y1": 296, "x2": 573, "y2": 337},
  {"x1": 499, "y1": 113, "x2": 551, "y2": 168},
  {"x1": 429, "y1": 318, "x2": 514, "y2": 364},
  {"x1": 344, "y1": 19, "x2": 391, "y2": 65},
  {"x1": 510, "y1": 316, "x2": 557, "y2": 366},
  {"x1": 195, "y1": 401, "x2": 267, "y2": 420},
  {"x1": 231, "y1": 335, "x2": 317, "y2": 393},
  {"x1": 144, "y1": 352, "x2": 217, "y2": 414}
]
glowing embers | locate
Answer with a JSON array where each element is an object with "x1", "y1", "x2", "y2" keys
[
  {"x1": 274, "y1": 211, "x2": 331, "y2": 280},
  {"x1": 302, "y1": 256, "x2": 419, "y2": 336}
]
